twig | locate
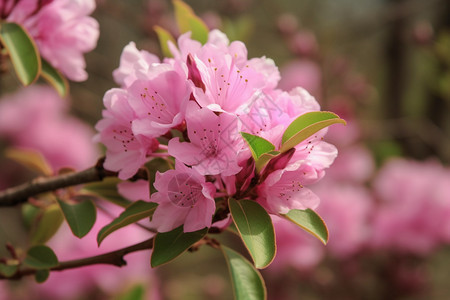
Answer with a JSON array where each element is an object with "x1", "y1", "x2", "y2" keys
[
  {"x1": 1, "y1": 237, "x2": 154, "y2": 280},
  {"x1": 0, "y1": 158, "x2": 148, "y2": 207}
]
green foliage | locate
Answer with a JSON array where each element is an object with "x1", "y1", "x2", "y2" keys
[
  {"x1": 82, "y1": 177, "x2": 132, "y2": 208},
  {"x1": 41, "y1": 58, "x2": 69, "y2": 97},
  {"x1": 255, "y1": 150, "x2": 280, "y2": 173},
  {"x1": 241, "y1": 132, "x2": 276, "y2": 160},
  {"x1": 154, "y1": 25, "x2": 175, "y2": 58},
  {"x1": 30, "y1": 203, "x2": 65, "y2": 245},
  {"x1": 97, "y1": 200, "x2": 157, "y2": 245},
  {"x1": 115, "y1": 284, "x2": 146, "y2": 300},
  {"x1": 221, "y1": 245, "x2": 266, "y2": 300},
  {"x1": 0, "y1": 22, "x2": 41, "y2": 86},
  {"x1": 24, "y1": 245, "x2": 59, "y2": 269},
  {"x1": 58, "y1": 196, "x2": 97, "y2": 238},
  {"x1": 280, "y1": 111, "x2": 346, "y2": 153},
  {"x1": 228, "y1": 198, "x2": 276, "y2": 269},
  {"x1": 34, "y1": 269, "x2": 50, "y2": 283},
  {"x1": 282, "y1": 209, "x2": 329, "y2": 245},
  {"x1": 173, "y1": 0, "x2": 209, "y2": 44},
  {"x1": 0, "y1": 263, "x2": 18, "y2": 277},
  {"x1": 151, "y1": 226, "x2": 208, "y2": 267}
]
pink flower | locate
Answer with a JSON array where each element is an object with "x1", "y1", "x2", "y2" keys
[
  {"x1": 370, "y1": 159, "x2": 450, "y2": 255},
  {"x1": 278, "y1": 60, "x2": 322, "y2": 97},
  {"x1": 128, "y1": 68, "x2": 191, "y2": 137},
  {"x1": 270, "y1": 216, "x2": 324, "y2": 271},
  {"x1": 315, "y1": 182, "x2": 373, "y2": 258},
  {"x1": 112, "y1": 41, "x2": 160, "y2": 87},
  {"x1": 149, "y1": 161, "x2": 216, "y2": 232},
  {"x1": 257, "y1": 163, "x2": 322, "y2": 214},
  {"x1": 168, "y1": 101, "x2": 243, "y2": 176},
  {"x1": 6, "y1": 0, "x2": 100, "y2": 81},
  {"x1": 117, "y1": 179, "x2": 150, "y2": 201},
  {"x1": 0, "y1": 85, "x2": 98, "y2": 171},
  {"x1": 95, "y1": 88, "x2": 158, "y2": 179}
]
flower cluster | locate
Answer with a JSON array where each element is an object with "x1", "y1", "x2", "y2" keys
[
  {"x1": 96, "y1": 30, "x2": 338, "y2": 233},
  {"x1": 1, "y1": 0, "x2": 99, "y2": 81}
]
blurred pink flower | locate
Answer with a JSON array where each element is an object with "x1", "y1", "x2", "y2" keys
[
  {"x1": 315, "y1": 182, "x2": 373, "y2": 258},
  {"x1": 5, "y1": 0, "x2": 99, "y2": 81},
  {"x1": 370, "y1": 159, "x2": 450, "y2": 255},
  {"x1": 270, "y1": 216, "x2": 324, "y2": 271},
  {"x1": 0, "y1": 85, "x2": 98, "y2": 171},
  {"x1": 278, "y1": 60, "x2": 322, "y2": 97}
]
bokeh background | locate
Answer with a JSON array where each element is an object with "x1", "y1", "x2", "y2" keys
[{"x1": 1, "y1": 0, "x2": 450, "y2": 299}]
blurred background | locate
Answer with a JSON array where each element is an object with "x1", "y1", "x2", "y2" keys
[{"x1": 1, "y1": 0, "x2": 450, "y2": 299}]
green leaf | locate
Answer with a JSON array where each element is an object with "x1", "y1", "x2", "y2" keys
[
  {"x1": 97, "y1": 200, "x2": 157, "y2": 245},
  {"x1": 82, "y1": 177, "x2": 132, "y2": 208},
  {"x1": 34, "y1": 269, "x2": 50, "y2": 283},
  {"x1": 0, "y1": 263, "x2": 18, "y2": 277},
  {"x1": 221, "y1": 245, "x2": 266, "y2": 300},
  {"x1": 24, "y1": 245, "x2": 59, "y2": 269},
  {"x1": 115, "y1": 283, "x2": 145, "y2": 300},
  {"x1": 154, "y1": 25, "x2": 175, "y2": 58},
  {"x1": 228, "y1": 198, "x2": 276, "y2": 269},
  {"x1": 280, "y1": 111, "x2": 346, "y2": 153},
  {"x1": 282, "y1": 208, "x2": 329, "y2": 245},
  {"x1": 255, "y1": 150, "x2": 280, "y2": 173},
  {"x1": 41, "y1": 58, "x2": 68, "y2": 97},
  {"x1": 0, "y1": 22, "x2": 41, "y2": 85},
  {"x1": 173, "y1": 0, "x2": 209, "y2": 44},
  {"x1": 58, "y1": 196, "x2": 97, "y2": 238},
  {"x1": 151, "y1": 226, "x2": 208, "y2": 267},
  {"x1": 5, "y1": 148, "x2": 53, "y2": 176},
  {"x1": 31, "y1": 203, "x2": 65, "y2": 245},
  {"x1": 241, "y1": 132, "x2": 275, "y2": 160}
]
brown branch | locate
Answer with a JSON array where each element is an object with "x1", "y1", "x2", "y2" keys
[
  {"x1": 0, "y1": 158, "x2": 148, "y2": 207},
  {"x1": 1, "y1": 237, "x2": 154, "y2": 280}
]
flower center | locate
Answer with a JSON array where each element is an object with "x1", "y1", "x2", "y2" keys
[{"x1": 168, "y1": 173, "x2": 203, "y2": 207}]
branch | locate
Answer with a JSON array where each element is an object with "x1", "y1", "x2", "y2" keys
[
  {"x1": 1, "y1": 237, "x2": 154, "y2": 280},
  {"x1": 0, "y1": 158, "x2": 148, "y2": 207}
]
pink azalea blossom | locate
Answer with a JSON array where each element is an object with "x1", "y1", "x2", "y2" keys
[
  {"x1": 5, "y1": 0, "x2": 99, "y2": 81},
  {"x1": 149, "y1": 161, "x2": 216, "y2": 232},
  {"x1": 117, "y1": 179, "x2": 150, "y2": 201},
  {"x1": 95, "y1": 88, "x2": 158, "y2": 179},
  {"x1": 278, "y1": 59, "x2": 322, "y2": 97},
  {"x1": 128, "y1": 68, "x2": 191, "y2": 137},
  {"x1": 0, "y1": 85, "x2": 98, "y2": 171},
  {"x1": 168, "y1": 101, "x2": 244, "y2": 176},
  {"x1": 112, "y1": 41, "x2": 160, "y2": 87}
]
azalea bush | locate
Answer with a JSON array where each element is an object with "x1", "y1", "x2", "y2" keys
[{"x1": 0, "y1": 0, "x2": 347, "y2": 299}]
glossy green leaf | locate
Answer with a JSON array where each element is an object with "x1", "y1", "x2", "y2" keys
[
  {"x1": 0, "y1": 263, "x2": 18, "y2": 277},
  {"x1": 82, "y1": 177, "x2": 132, "y2": 208},
  {"x1": 228, "y1": 198, "x2": 276, "y2": 269},
  {"x1": 97, "y1": 201, "x2": 157, "y2": 245},
  {"x1": 41, "y1": 58, "x2": 68, "y2": 97},
  {"x1": 173, "y1": 0, "x2": 208, "y2": 44},
  {"x1": 154, "y1": 25, "x2": 175, "y2": 58},
  {"x1": 58, "y1": 196, "x2": 97, "y2": 238},
  {"x1": 34, "y1": 269, "x2": 50, "y2": 283},
  {"x1": 151, "y1": 226, "x2": 208, "y2": 267},
  {"x1": 0, "y1": 22, "x2": 40, "y2": 85},
  {"x1": 280, "y1": 111, "x2": 346, "y2": 153},
  {"x1": 31, "y1": 203, "x2": 64, "y2": 245},
  {"x1": 255, "y1": 150, "x2": 280, "y2": 173},
  {"x1": 5, "y1": 148, "x2": 52, "y2": 176},
  {"x1": 241, "y1": 132, "x2": 275, "y2": 160},
  {"x1": 282, "y1": 208, "x2": 329, "y2": 245},
  {"x1": 24, "y1": 245, "x2": 59, "y2": 269},
  {"x1": 221, "y1": 245, "x2": 266, "y2": 300}
]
